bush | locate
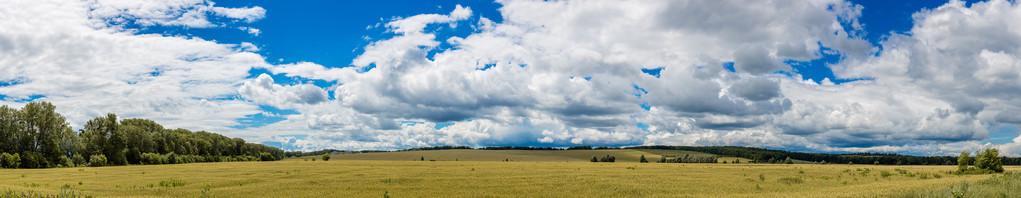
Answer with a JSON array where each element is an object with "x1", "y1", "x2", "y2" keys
[
  {"x1": 322, "y1": 153, "x2": 330, "y2": 161},
  {"x1": 639, "y1": 155, "x2": 647, "y2": 163},
  {"x1": 58, "y1": 155, "x2": 73, "y2": 168},
  {"x1": 167, "y1": 153, "x2": 180, "y2": 164},
  {"x1": 0, "y1": 153, "x2": 20, "y2": 168},
  {"x1": 777, "y1": 177, "x2": 804, "y2": 185},
  {"x1": 20, "y1": 152, "x2": 49, "y2": 168},
  {"x1": 141, "y1": 153, "x2": 167, "y2": 165},
  {"x1": 590, "y1": 156, "x2": 598, "y2": 162},
  {"x1": 71, "y1": 154, "x2": 86, "y2": 167},
  {"x1": 259, "y1": 152, "x2": 275, "y2": 161},
  {"x1": 784, "y1": 157, "x2": 793, "y2": 164},
  {"x1": 89, "y1": 154, "x2": 107, "y2": 167}
]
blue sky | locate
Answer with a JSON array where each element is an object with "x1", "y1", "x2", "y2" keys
[{"x1": 4, "y1": 0, "x2": 1021, "y2": 156}]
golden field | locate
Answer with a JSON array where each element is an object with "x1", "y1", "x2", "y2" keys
[{"x1": 0, "y1": 150, "x2": 1015, "y2": 197}]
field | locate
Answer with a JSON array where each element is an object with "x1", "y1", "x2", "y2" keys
[{"x1": 0, "y1": 150, "x2": 1016, "y2": 197}]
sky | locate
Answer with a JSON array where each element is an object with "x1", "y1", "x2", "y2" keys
[{"x1": 3, "y1": 0, "x2": 1021, "y2": 156}]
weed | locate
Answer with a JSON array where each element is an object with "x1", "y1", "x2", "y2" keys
[
  {"x1": 777, "y1": 177, "x2": 804, "y2": 185},
  {"x1": 159, "y1": 179, "x2": 187, "y2": 187}
]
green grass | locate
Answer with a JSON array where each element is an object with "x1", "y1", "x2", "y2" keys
[{"x1": 0, "y1": 158, "x2": 1013, "y2": 197}]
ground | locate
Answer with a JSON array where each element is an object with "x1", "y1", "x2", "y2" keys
[{"x1": 0, "y1": 150, "x2": 1013, "y2": 197}]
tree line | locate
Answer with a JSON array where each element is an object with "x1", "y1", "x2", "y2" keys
[
  {"x1": 0, "y1": 102, "x2": 283, "y2": 169},
  {"x1": 629, "y1": 145, "x2": 1021, "y2": 165}
]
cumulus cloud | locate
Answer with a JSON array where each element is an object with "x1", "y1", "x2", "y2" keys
[
  {"x1": 87, "y1": 0, "x2": 265, "y2": 28},
  {"x1": 8, "y1": 0, "x2": 1021, "y2": 155},
  {"x1": 0, "y1": 0, "x2": 269, "y2": 131},
  {"x1": 238, "y1": 74, "x2": 329, "y2": 108}
]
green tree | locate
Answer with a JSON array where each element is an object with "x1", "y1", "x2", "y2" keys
[
  {"x1": 0, "y1": 106, "x2": 22, "y2": 155},
  {"x1": 975, "y1": 148, "x2": 1004, "y2": 173},
  {"x1": 639, "y1": 155, "x2": 648, "y2": 163},
  {"x1": 322, "y1": 153, "x2": 331, "y2": 161},
  {"x1": 20, "y1": 102, "x2": 73, "y2": 166},
  {"x1": 784, "y1": 157, "x2": 793, "y2": 164},
  {"x1": 958, "y1": 151, "x2": 970, "y2": 172},
  {"x1": 590, "y1": 156, "x2": 598, "y2": 162}
]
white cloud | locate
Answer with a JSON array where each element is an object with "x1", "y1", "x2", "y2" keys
[
  {"x1": 8, "y1": 0, "x2": 1021, "y2": 155},
  {"x1": 238, "y1": 74, "x2": 329, "y2": 108},
  {"x1": 240, "y1": 27, "x2": 262, "y2": 36},
  {"x1": 0, "y1": 0, "x2": 269, "y2": 132},
  {"x1": 86, "y1": 0, "x2": 265, "y2": 28}
]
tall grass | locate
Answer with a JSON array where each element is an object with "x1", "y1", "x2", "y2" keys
[{"x1": 897, "y1": 171, "x2": 1021, "y2": 198}]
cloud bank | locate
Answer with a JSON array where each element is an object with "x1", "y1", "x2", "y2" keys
[{"x1": 4, "y1": 0, "x2": 1021, "y2": 156}]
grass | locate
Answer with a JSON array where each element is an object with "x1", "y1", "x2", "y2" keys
[
  {"x1": 0, "y1": 158, "x2": 1014, "y2": 197},
  {"x1": 895, "y1": 171, "x2": 1021, "y2": 198}
]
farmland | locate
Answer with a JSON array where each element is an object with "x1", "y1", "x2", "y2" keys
[{"x1": 0, "y1": 149, "x2": 1015, "y2": 197}]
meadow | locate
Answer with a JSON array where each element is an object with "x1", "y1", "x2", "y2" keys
[{"x1": 0, "y1": 149, "x2": 1015, "y2": 197}]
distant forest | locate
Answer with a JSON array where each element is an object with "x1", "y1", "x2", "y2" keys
[
  {"x1": 629, "y1": 146, "x2": 1021, "y2": 165},
  {"x1": 0, "y1": 102, "x2": 283, "y2": 169},
  {"x1": 299, "y1": 145, "x2": 1021, "y2": 165}
]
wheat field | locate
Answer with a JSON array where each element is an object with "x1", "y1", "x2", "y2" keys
[{"x1": 0, "y1": 150, "x2": 1014, "y2": 197}]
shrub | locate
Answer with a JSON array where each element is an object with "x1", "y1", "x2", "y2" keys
[
  {"x1": 777, "y1": 177, "x2": 804, "y2": 185},
  {"x1": 58, "y1": 155, "x2": 73, "y2": 168},
  {"x1": 20, "y1": 152, "x2": 49, "y2": 168},
  {"x1": 159, "y1": 179, "x2": 186, "y2": 187},
  {"x1": 167, "y1": 153, "x2": 180, "y2": 164},
  {"x1": 0, "y1": 153, "x2": 20, "y2": 168},
  {"x1": 639, "y1": 155, "x2": 647, "y2": 163},
  {"x1": 784, "y1": 157, "x2": 793, "y2": 164},
  {"x1": 141, "y1": 153, "x2": 166, "y2": 165},
  {"x1": 259, "y1": 152, "x2": 275, "y2": 161},
  {"x1": 658, "y1": 156, "x2": 667, "y2": 163},
  {"x1": 880, "y1": 171, "x2": 893, "y2": 178},
  {"x1": 71, "y1": 154, "x2": 86, "y2": 167},
  {"x1": 322, "y1": 153, "x2": 331, "y2": 161},
  {"x1": 88, "y1": 154, "x2": 107, "y2": 167},
  {"x1": 591, "y1": 156, "x2": 598, "y2": 162}
]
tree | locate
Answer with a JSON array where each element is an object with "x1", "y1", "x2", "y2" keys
[
  {"x1": 0, "y1": 106, "x2": 22, "y2": 155},
  {"x1": 421, "y1": 156, "x2": 425, "y2": 161},
  {"x1": 958, "y1": 151, "x2": 970, "y2": 172},
  {"x1": 659, "y1": 156, "x2": 667, "y2": 163},
  {"x1": 20, "y1": 102, "x2": 73, "y2": 166},
  {"x1": 322, "y1": 153, "x2": 330, "y2": 161},
  {"x1": 784, "y1": 157, "x2": 793, "y2": 164},
  {"x1": 975, "y1": 148, "x2": 1003, "y2": 173},
  {"x1": 640, "y1": 155, "x2": 648, "y2": 163},
  {"x1": 591, "y1": 156, "x2": 598, "y2": 162}
]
